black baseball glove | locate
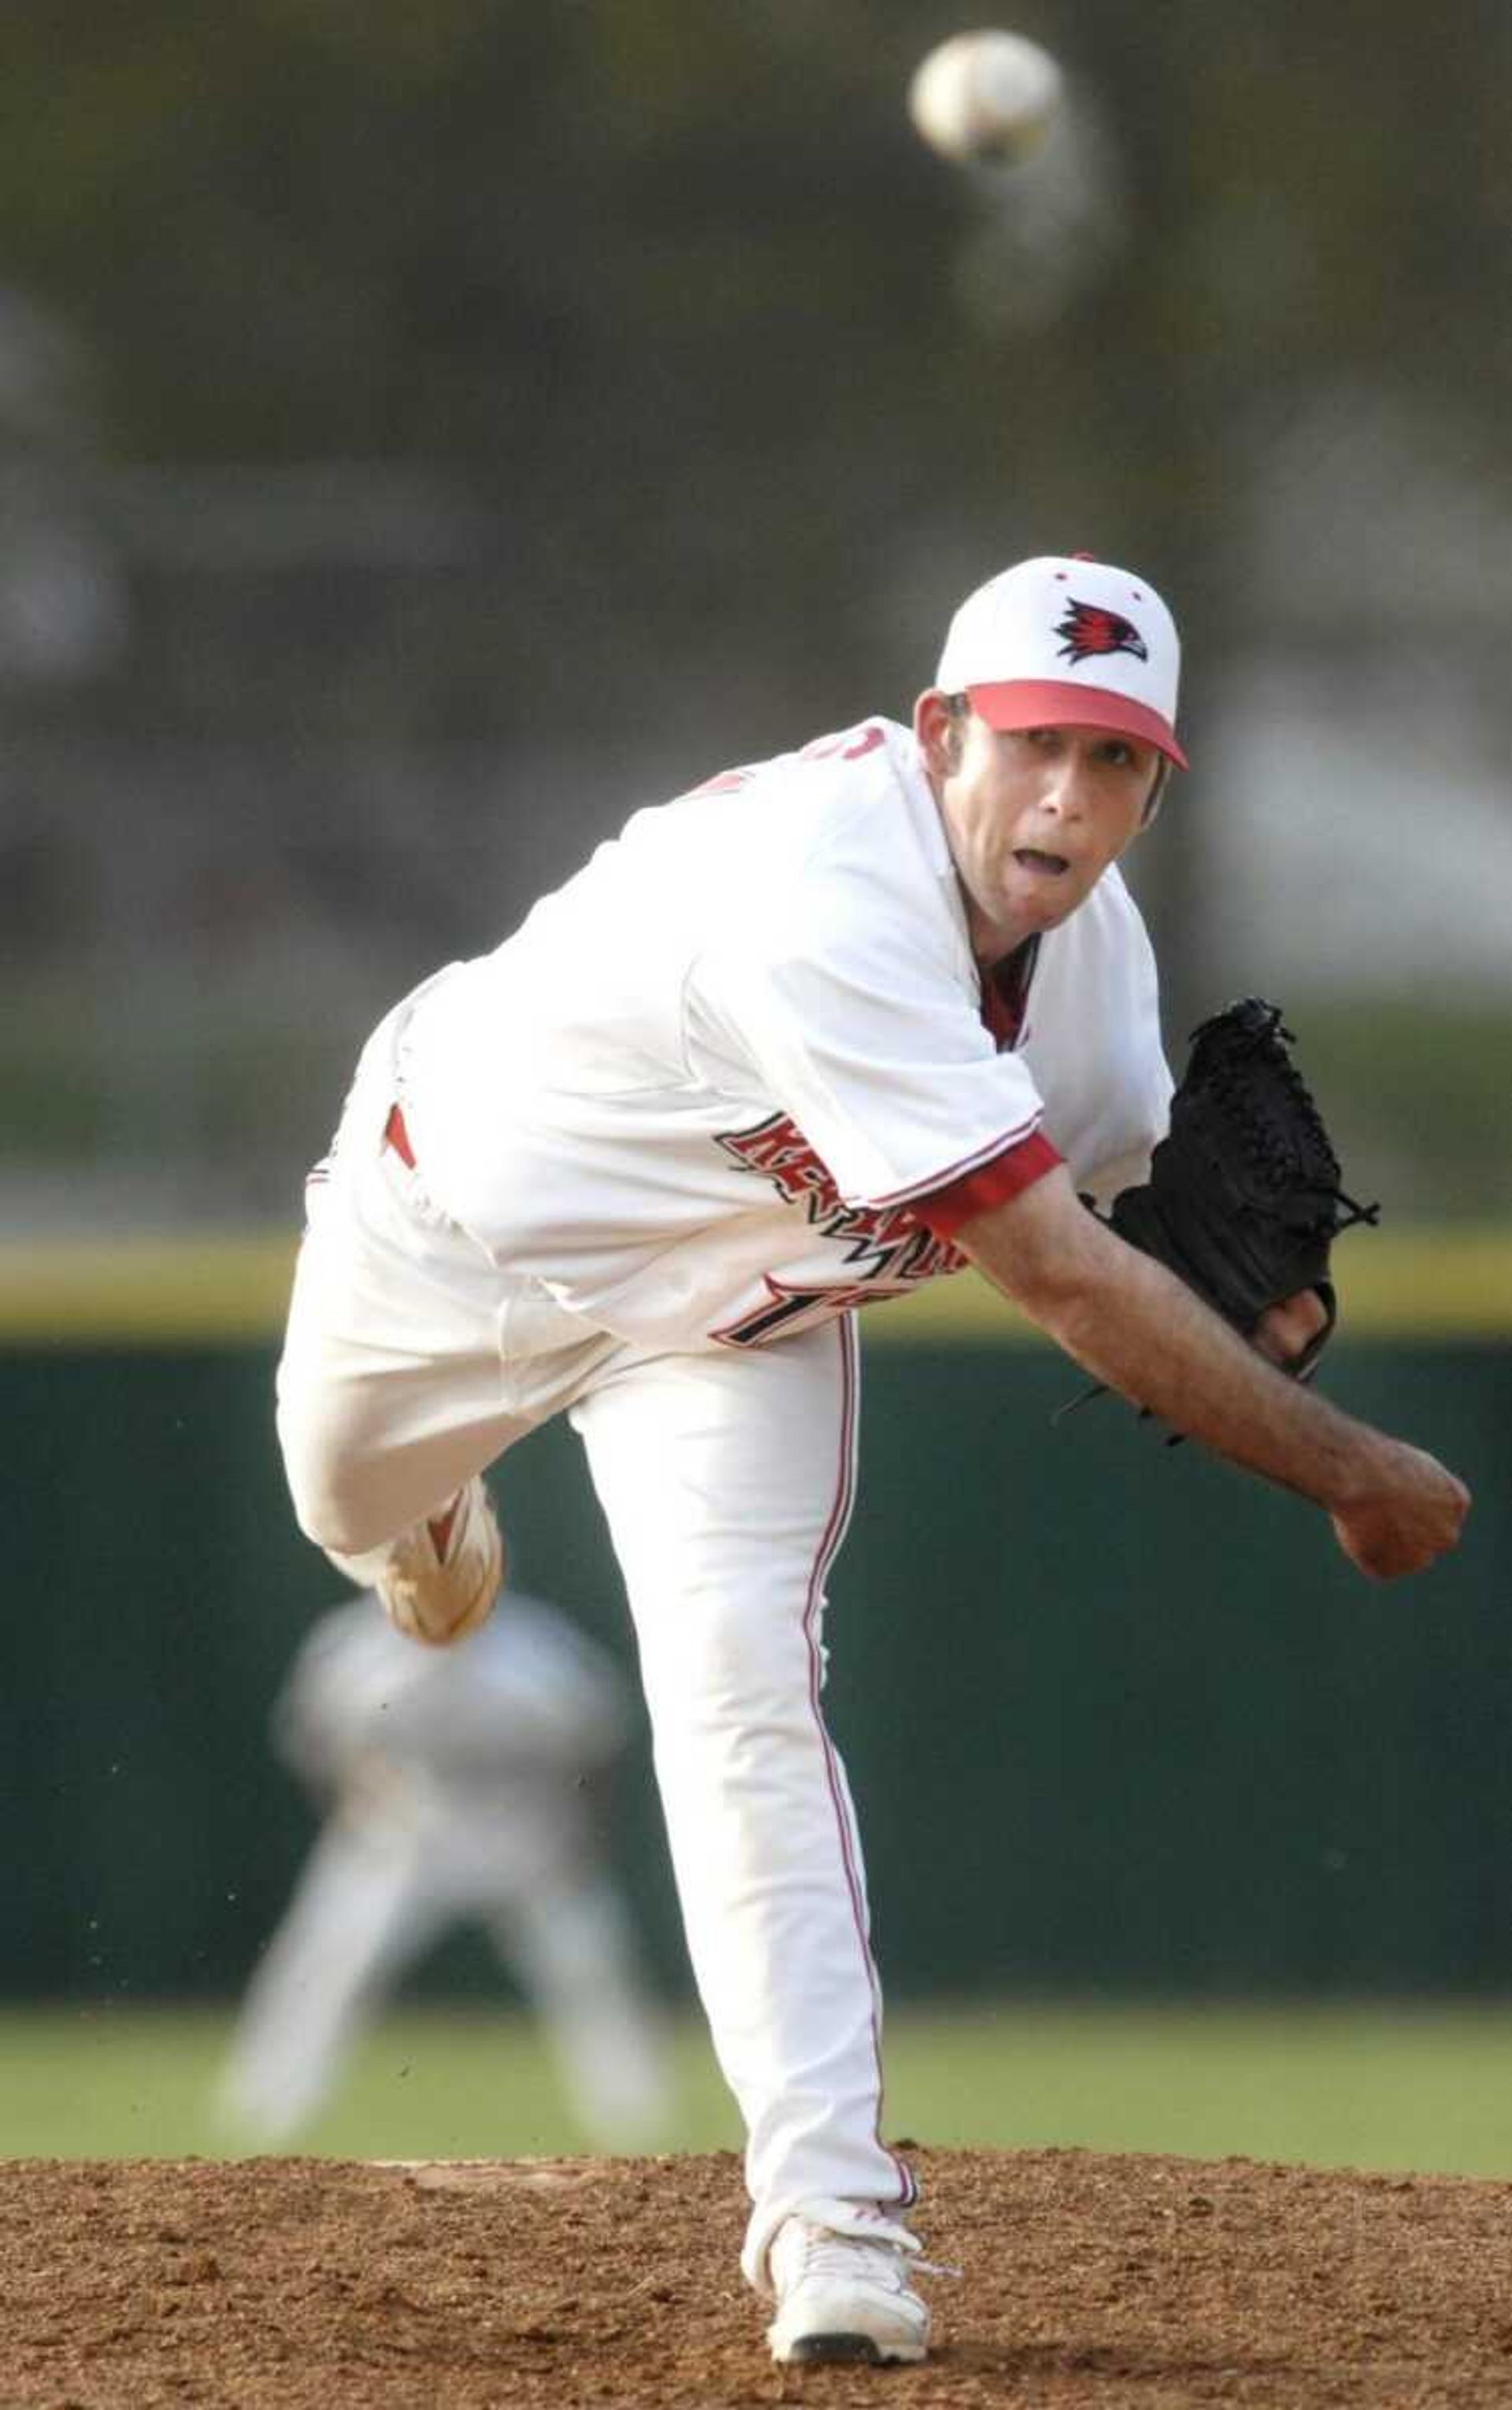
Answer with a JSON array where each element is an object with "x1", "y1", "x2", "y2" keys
[{"x1": 1106, "y1": 996, "x2": 1378, "y2": 1381}]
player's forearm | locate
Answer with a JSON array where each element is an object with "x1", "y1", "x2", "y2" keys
[
  {"x1": 1042, "y1": 1240, "x2": 1383, "y2": 1510},
  {"x1": 956, "y1": 1170, "x2": 1390, "y2": 1514}
]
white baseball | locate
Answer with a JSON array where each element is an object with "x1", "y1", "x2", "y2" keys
[{"x1": 907, "y1": 29, "x2": 1065, "y2": 165}]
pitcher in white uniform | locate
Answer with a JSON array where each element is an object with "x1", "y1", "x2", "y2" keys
[{"x1": 276, "y1": 554, "x2": 1468, "y2": 2366}]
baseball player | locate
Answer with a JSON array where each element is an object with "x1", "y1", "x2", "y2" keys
[
  {"x1": 275, "y1": 555, "x2": 1469, "y2": 2364},
  {"x1": 217, "y1": 1587, "x2": 671, "y2": 2151}
]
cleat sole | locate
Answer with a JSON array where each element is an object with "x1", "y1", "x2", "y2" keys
[{"x1": 776, "y1": 2331, "x2": 927, "y2": 2367}]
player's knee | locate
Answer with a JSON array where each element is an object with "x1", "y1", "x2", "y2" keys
[
  {"x1": 644, "y1": 1574, "x2": 821, "y2": 1729},
  {"x1": 286, "y1": 1475, "x2": 379, "y2": 1559},
  {"x1": 278, "y1": 1422, "x2": 387, "y2": 1558}
]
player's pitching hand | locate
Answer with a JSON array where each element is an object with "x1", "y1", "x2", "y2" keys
[{"x1": 1330, "y1": 1441, "x2": 1471, "y2": 1581}]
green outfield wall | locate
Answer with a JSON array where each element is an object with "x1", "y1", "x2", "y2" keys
[{"x1": 6, "y1": 1231, "x2": 1510, "y2": 2005}]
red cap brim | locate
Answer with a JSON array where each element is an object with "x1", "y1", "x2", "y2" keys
[{"x1": 965, "y1": 678, "x2": 1188, "y2": 771}]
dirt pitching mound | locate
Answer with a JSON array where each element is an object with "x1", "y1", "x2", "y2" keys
[{"x1": 5, "y1": 2145, "x2": 1512, "y2": 2407}]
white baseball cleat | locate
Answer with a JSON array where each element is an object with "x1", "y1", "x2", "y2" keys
[
  {"x1": 376, "y1": 1474, "x2": 503, "y2": 1646},
  {"x1": 765, "y1": 2203, "x2": 931, "y2": 2366}
]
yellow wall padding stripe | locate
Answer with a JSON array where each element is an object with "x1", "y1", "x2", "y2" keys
[
  {"x1": 0, "y1": 1235, "x2": 300, "y2": 1344},
  {"x1": 0, "y1": 1226, "x2": 1508, "y2": 1348},
  {"x1": 869, "y1": 1225, "x2": 1512, "y2": 1343}
]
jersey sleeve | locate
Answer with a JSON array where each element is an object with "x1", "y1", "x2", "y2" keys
[
  {"x1": 687, "y1": 904, "x2": 1047, "y2": 1209},
  {"x1": 911, "y1": 1126, "x2": 1064, "y2": 1237}
]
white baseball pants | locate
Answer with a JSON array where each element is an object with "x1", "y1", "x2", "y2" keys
[
  {"x1": 276, "y1": 999, "x2": 917, "y2": 2281},
  {"x1": 217, "y1": 1804, "x2": 671, "y2": 2152}
]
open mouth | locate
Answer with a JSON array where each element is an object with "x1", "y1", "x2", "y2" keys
[{"x1": 1014, "y1": 847, "x2": 1070, "y2": 876}]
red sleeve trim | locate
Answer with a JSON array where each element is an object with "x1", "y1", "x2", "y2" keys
[
  {"x1": 913, "y1": 1128, "x2": 1063, "y2": 1239},
  {"x1": 865, "y1": 1110, "x2": 1041, "y2": 1207}
]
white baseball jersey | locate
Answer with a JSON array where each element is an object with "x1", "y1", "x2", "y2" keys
[
  {"x1": 398, "y1": 718, "x2": 1169, "y2": 1355},
  {"x1": 274, "y1": 1589, "x2": 630, "y2": 1800}
]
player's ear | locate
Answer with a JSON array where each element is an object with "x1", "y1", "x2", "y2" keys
[
  {"x1": 914, "y1": 688, "x2": 964, "y2": 781},
  {"x1": 1140, "y1": 758, "x2": 1169, "y2": 827}
]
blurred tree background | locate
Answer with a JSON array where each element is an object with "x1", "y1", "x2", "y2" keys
[{"x1": 1, "y1": 0, "x2": 1509, "y2": 1226}]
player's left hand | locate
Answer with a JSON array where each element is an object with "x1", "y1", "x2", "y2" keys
[
  {"x1": 1106, "y1": 997, "x2": 1378, "y2": 1388},
  {"x1": 1254, "y1": 1287, "x2": 1330, "y2": 1372}
]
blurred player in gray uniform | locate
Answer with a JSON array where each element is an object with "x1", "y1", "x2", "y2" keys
[{"x1": 217, "y1": 1587, "x2": 671, "y2": 2150}]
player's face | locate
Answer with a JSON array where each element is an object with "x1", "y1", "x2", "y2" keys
[{"x1": 918, "y1": 696, "x2": 1160, "y2": 966}]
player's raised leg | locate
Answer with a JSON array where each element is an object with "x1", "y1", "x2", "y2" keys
[
  {"x1": 570, "y1": 1314, "x2": 928, "y2": 2364},
  {"x1": 277, "y1": 1181, "x2": 513, "y2": 1641},
  {"x1": 275, "y1": 990, "x2": 613, "y2": 1642}
]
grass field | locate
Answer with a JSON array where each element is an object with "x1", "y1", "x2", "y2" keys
[{"x1": 9, "y1": 1998, "x2": 1512, "y2": 2178}]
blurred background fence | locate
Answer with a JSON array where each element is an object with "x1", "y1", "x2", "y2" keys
[
  {"x1": 8, "y1": 1316, "x2": 1511, "y2": 2010},
  {"x1": 3, "y1": 0, "x2": 1510, "y2": 2104}
]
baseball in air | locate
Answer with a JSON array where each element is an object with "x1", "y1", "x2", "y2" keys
[{"x1": 907, "y1": 29, "x2": 1065, "y2": 165}]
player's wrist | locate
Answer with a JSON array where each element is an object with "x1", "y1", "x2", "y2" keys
[{"x1": 1308, "y1": 1418, "x2": 1406, "y2": 1518}]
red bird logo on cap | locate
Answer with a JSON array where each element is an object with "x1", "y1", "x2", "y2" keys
[{"x1": 1056, "y1": 599, "x2": 1148, "y2": 666}]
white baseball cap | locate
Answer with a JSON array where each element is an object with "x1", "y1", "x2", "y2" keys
[{"x1": 935, "y1": 554, "x2": 1187, "y2": 769}]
